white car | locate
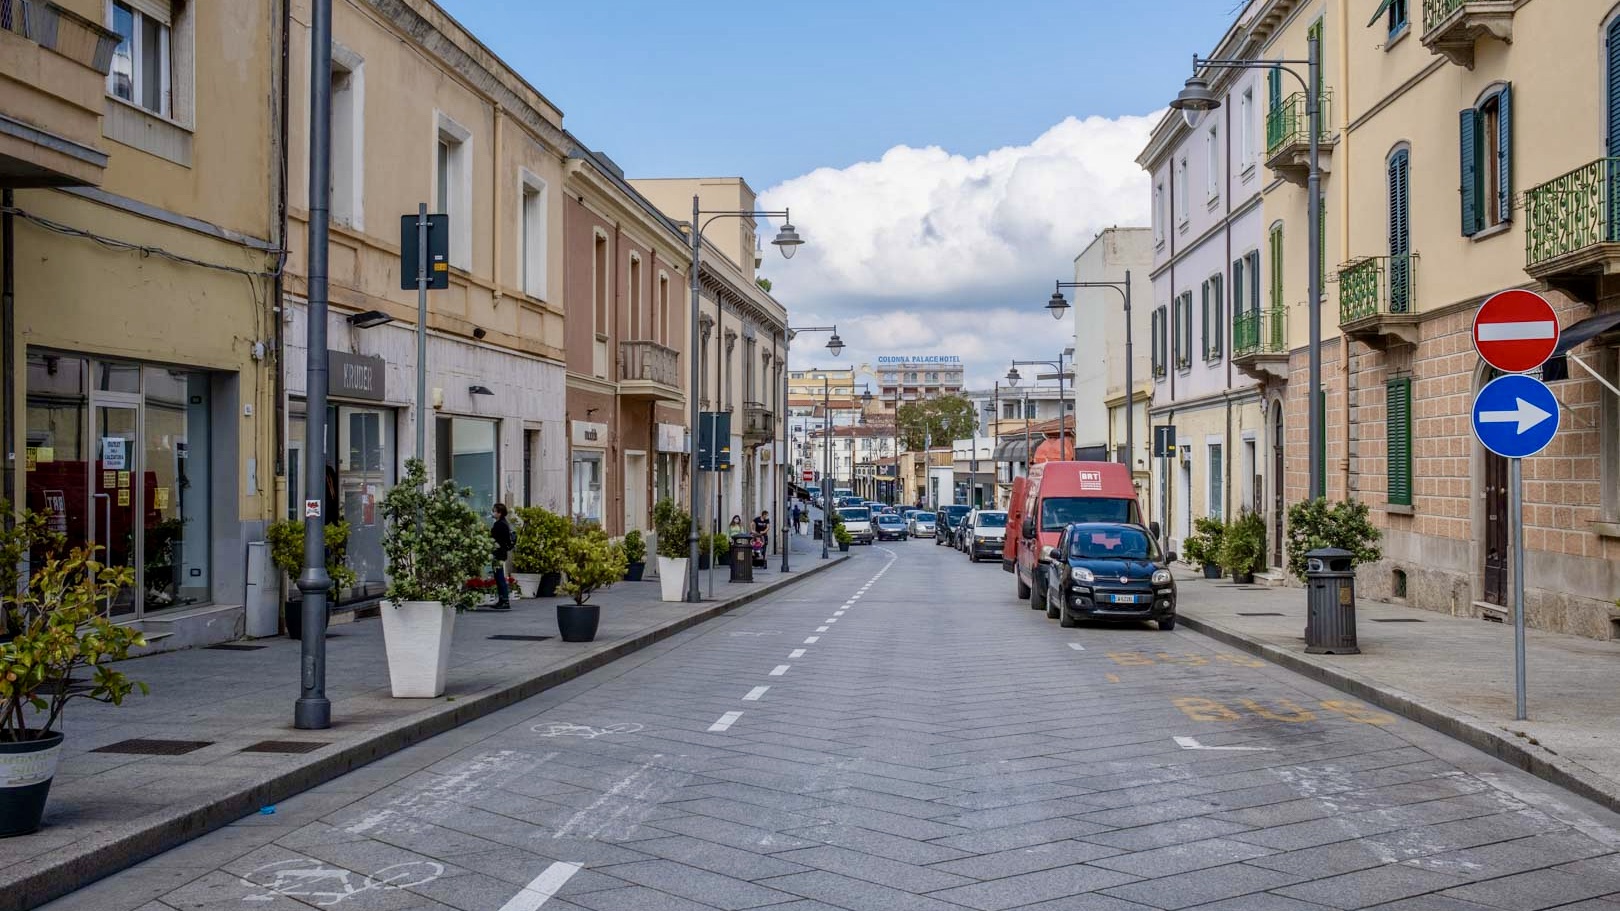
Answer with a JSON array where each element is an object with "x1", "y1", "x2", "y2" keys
[
  {"x1": 908, "y1": 511, "x2": 936, "y2": 537},
  {"x1": 837, "y1": 507, "x2": 875, "y2": 545},
  {"x1": 966, "y1": 510, "x2": 1008, "y2": 562}
]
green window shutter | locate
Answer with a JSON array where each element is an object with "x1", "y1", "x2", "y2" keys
[
  {"x1": 1151, "y1": 309, "x2": 1160, "y2": 375},
  {"x1": 1183, "y1": 293, "x2": 1193, "y2": 364},
  {"x1": 1388, "y1": 150, "x2": 1411, "y2": 312},
  {"x1": 1248, "y1": 250, "x2": 1261, "y2": 313},
  {"x1": 1269, "y1": 226, "x2": 1284, "y2": 308},
  {"x1": 1213, "y1": 274, "x2": 1224, "y2": 356},
  {"x1": 1386, "y1": 378, "x2": 1412, "y2": 506},
  {"x1": 1497, "y1": 83, "x2": 1512, "y2": 222},
  {"x1": 1231, "y1": 257, "x2": 1245, "y2": 323},
  {"x1": 1200, "y1": 280, "x2": 1210, "y2": 359},
  {"x1": 1308, "y1": 20, "x2": 1324, "y2": 98},
  {"x1": 1316, "y1": 387, "x2": 1327, "y2": 496},
  {"x1": 1366, "y1": 0, "x2": 1395, "y2": 28},
  {"x1": 1610, "y1": 19, "x2": 1620, "y2": 156},
  {"x1": 1318, "y1": 195, "x2": 1327, "y2": 293},
  {"x1": 1459, "y1": 108, "x2": 1482, "y2": 236},
  {"x1": 1267, "y1": 69, "x2": 1281, "y2": 112}
]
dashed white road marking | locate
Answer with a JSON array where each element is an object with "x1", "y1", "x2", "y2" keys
[
  {"x1": 769, "y1": 665, "x2": 791, "y2": 676},
  {"x1": 805, "y1": 636, "x2": 820, "y2": 644},
  {"x1": 709, "y1": 712, "x2": 744, "y2": 732},
  {"x1": 790, "y1": 649, "x2": 806, "y2": 658},
  {"x1": 743, "y1": 686, "x2": 770, "y2": 701},
  {"x1": 816, "y1": 626, "x2": 829, "y2": 632},
  {"x1": 498, "y1": 861, "x2": 583, "y2": 911},
  {"x1": 1068, "y1": 643, "x2": 1085, "y2": 651},
  {"x1": 825, "y1": 618, "x2": 838, "y2": 623},
  {"x1": 1173, "y1": 735, "x2": 1272, "y2": 752},
  {"x1": 834, "y1": 611, "x2": 845, "y2": 616}
]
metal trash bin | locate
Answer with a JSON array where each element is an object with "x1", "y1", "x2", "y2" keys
[
  {"x1": 729, "y1": 534, "x2": 755, "y2": 583},
  {"x1": 1304, "y1": 547, "x2": 1360, "y2": 654},
  {"x1": 813, "y1": 519, "x2": 824, "y2": 541}
]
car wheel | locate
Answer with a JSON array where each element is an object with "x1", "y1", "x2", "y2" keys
[
  {"x1": 1016, "y1": 573, "x2": 1031, "y2": 600},
  {"x1": 1059, "y1": 609, "x2": 1078, "y2": 628},
  {"x1": 1029, "y1": 577, "x2": 1044, "y2": 611},
  {"x1": 1158, "y1": 615, "x2": 1177, "y2": 631}
]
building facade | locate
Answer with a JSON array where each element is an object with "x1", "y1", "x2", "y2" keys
[
  {"x1": 872, "y1": 355, "x2": 965, "y2": 414},
  {"x1": 1072, "y1": 227, "x2": 1155, "y2": 480}
]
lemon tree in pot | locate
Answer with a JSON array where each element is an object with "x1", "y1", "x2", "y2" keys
[
  {"x1": 652, "y1": 499, "x2": 691, "y2": 602},
  {"x1": 265, "y1": 519, "x2": 357, "y2": 638},
  {"x1": 511, "y1": 507, "x2": 567, "y2": 598},
  {"x1": 378, "y1": 459, "x2": 492, "y2": 698},
  {"x1": 557, "y1": 522, "x2": 627, "y2": 642},
  {"x1": 1, "y1": 510, "x2": 147, "y2": 837}
]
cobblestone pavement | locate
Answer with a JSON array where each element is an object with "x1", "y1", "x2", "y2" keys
[{"x1": 41, "y1": 541, "x2": 1620, "y2": 911}]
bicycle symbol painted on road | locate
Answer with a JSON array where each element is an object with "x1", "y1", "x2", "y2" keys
[
  {"x1": 240, "y1": 859, "x2": 444, "y2": 905},
  {"x1": 530, "y1": 722, "x2": 644, "y2": 739}
]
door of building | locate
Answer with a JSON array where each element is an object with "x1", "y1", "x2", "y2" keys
[
  {"x1": 624, "y1": 451, "x2": 647, "y2": 532},
  {"x1": 93, "y1": 402, "x2": 139, "y2": 617},
  {"x1": 1272, "y1": 403, "x2": 1285, "y2": 567},
  {"x1": 1483, "y1": 449, "x2": 1509, "y2": 605}
]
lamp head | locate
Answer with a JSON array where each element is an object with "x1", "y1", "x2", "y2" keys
[
  {"x1": 1006, "y1": 365, "x2": 1022, "y2": 388},
  {"x1": 1170, "y1": 72, "x2": 1220, "y2": 129},
  {"x1": 1046, "y1": 290, "x2": 1070, "y2": 321},
  {"x1": 826, "y1": 332, "x2": 845, "y2": 357},
  {"x1": 772, "y1": 220, "x2": 804, "y2": 259}
]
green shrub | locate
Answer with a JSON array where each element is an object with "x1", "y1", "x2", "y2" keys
[
  {"x1": 380, "y1": 459, "x2": 493, "y2": 612},
  {"x1": 833, "y1": 524, "x2": 852, "y2": 547},
  {"x1": 265, "y1": 519, "x2": 358, "y2": 593},
  {"x1": 511, "y1": 506, "x2": 569, "y2": 575},
  {"x1": 622, "y1": 530, "x2": 646, "y2": 565},
  {"x1": 652, "y1": 499, "x2": 692, "y2": 560},
  {"x1": 1218, "y1": 510, "x2": 1266, "y2": 575},
  {"x1": 1284, "y1": 498, "x2": 1382, "y2": 582},
  {"x1": 1183, "y1": 515, "x2": 1226, "y2": 567},
  {"x1": 559, "y1": 523, "x2": 627, "y2": 605}
]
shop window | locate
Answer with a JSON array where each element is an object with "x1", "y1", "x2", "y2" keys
[
  {"x1": 572, "y1": 451, "x2": 604, "y2": 523},
  {"x1": 435, "y1": 416, "x2": 498, "y2": 517}
]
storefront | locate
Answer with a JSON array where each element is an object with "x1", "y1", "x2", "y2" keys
[
  {"x1": 571, "y1": 420, "x2": 607, "y2": 524},
  {"x1": 24, "y1": 351, "x2": 222, "y2": 618},
  {"x1": 654, "y1": 422, "x2": 685, "y2": 509},
  {"x1": 436, "y1": 415, "x2": 499, "y2": 517}
]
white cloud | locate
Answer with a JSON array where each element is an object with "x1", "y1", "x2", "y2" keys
[{"x1": 760, "y1": 112, "x2": 1161, "y2": 387}]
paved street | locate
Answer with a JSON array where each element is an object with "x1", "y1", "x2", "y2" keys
[{"x1": 42, "y1": 540, "x2": 1620, "y2": 911}]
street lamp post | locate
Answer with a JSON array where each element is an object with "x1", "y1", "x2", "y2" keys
[
  {"x1": 1008, "y1": 352, "x2": 1073, "y2": 460},
  {"x1": 1047, "y1": 275, "x2": 1134, "y2": 470},
  {"x1": 786, "y1": 326, "x2": 843, "y2": 566},
  {"x1": 686, "y1": 199, "x2": 803, "y2": 602},
  {"x1": 1171, "y1": 35, "x2": 1323, "y2": 499}
]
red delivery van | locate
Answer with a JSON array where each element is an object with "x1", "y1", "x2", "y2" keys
[{"x1": 1003, "y1": 462, "x2": 1147, "y2": 610}]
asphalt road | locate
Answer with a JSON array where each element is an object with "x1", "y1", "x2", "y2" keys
[{"x1": 43, "y1": 537, "x2": 1620, "y2": 910}]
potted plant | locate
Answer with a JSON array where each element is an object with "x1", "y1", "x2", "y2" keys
[
  {"x1": 1218, "y1": 510, "x2": 1267, "y2": 584},
  {"x1": 1284, "y1": 497, "x2": 1383, "y2": 583},
  {"x1": 652, "y1": 499, "x2": 691, "y2": 602},
  {"x1": 378, "y1": 459, "x2": 492, "y2": 698},
  {"x1": 511, "y1": 507, "x2": 568, "y2": 598},
  {"x1": 1184, "y1": 515, "x2": 1227, "y2": 580},
  {"x1": 557, "y1": 523, "x2": 627, "y2": 642},
  {"x1": 713, "y1": 532, "x2": 732, "y2": 566},
  {"x1": 622, "y1": 530, "x2": 646, "y2": 582},
  {"x1": 834, "y1": 523, "x2": 852, "y2": 552},
  {"x1": 1, "y1": 510, "x2": 147, "y2": 836},
  {"x1": 264, "y1": 519, "x2": 357, "y2": 639}
]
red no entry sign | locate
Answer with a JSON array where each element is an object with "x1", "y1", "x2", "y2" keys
[{"x1": 1473, "y1": 289, "x2": 1560, "y2": 373}]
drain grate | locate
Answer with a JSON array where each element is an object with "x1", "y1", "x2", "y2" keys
[
  {"x1": 488, "y1": 634, "x2": 554, "y2": 642},
  {"x1": 240, "y1": 740, "x2": 329, "y2": 754},
  {"x1": 1371, "y1": 618, "x2": 1425, "y2": 623},
  {"x1": 1238, "y1": 612, "x2": 1285, "y2": 617},
  {"x1": 92, "y1": 738, "x2": 214, "y2": 756},
  {"x1": 206, "y1": 643, "x2": 267, "y2": 651}
]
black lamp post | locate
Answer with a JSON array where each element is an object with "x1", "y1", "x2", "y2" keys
[{"x1": 1047, "y1": 276, "x2": 1134, "y2": 470}]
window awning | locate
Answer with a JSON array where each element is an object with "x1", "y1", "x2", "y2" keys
[
  {"x1": 1553, "y1": 309, "x2": 1620, "y2": 355},
  {"x1": 993, "y1": 439, "x2": 1031, "y2": 462}
]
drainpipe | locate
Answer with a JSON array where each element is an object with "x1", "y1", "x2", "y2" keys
[
  {"x1": 273, "y1": 0, "x2": 290, "y2": 484},
  {"x1": 1224, "y1": 79, "x2": 1235, "y2": 520},
  {"x1": 2, "y1": 188, "x2": 14, "y2": 519}
]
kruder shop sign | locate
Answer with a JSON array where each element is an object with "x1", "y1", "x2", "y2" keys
[
  {"x1": 328, "y1": 351, "x2": 385, "y2": 401},
  {"x1": 571, "y1": 421, "x2": 608, "y2": 448}
]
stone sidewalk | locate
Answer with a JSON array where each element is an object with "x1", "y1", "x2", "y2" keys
[
  {"x1": 0, "y1": 542, "x2": 851, "y2": 911},
  {"x1": 1174, "y1": 568, "x2": 1620, "y2": 816}
]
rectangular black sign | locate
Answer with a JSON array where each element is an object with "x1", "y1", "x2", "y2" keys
[
  {"x1": 400, "y1": 213, "x2": 450, "y2": 290},
  {"x1": 328, "y1": 350, "x2": 385, "y2": 401},
  {"x1": 697, "y1": 412, "x2": 732, "y2": 472},
  {"x1": 1153, "y1": 424, "x2": 1177, "y2": 458}
]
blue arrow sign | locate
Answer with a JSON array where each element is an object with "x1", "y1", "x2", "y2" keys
[{"x1": 1472, "y1": 374, "x2": 1560, "y2": 459}]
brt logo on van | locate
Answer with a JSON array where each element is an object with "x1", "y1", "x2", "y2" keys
[{"x1": 1080, "y1": 471, "x2": 1102, "y2": 491}]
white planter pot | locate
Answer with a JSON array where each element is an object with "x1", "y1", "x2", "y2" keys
[
  {"x1": 657, "y1": 556, "x2": 688, "y2": 602},
  {"x1": 511, "y1": 572, "x2": 542, "y2": 599},
  {"x1": 379, "y1": 600, "x2": 456, "y2": 698}
]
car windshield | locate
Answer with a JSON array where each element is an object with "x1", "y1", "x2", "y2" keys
[
  {"x1": 976, "y1": 512, "x2": 1008, "y2": 528},
  {"x1": 877, "y1": 516, "x2": 903, "y2": 526},
  {"x1": 1041, "y1": 497, "x2": 1135, "y2": 531},
  {"x1": 838, "y1": 508, "x2": 870, "y2": 522},
  {"x1": 914, "y1": 512, "x2": 935, "y2": 522},
  {"x1": 1069, "y1": 527, "x2": 1158, "y2": 560}
]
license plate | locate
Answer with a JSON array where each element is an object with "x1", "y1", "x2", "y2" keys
[{"x1": 1107, "y1": 594, "x2": 1146, "y2": 605}]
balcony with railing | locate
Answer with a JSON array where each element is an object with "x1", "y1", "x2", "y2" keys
[
  {"x1": 0, "y1": 0, "x2": 119, "y2": 186},
  {"x1": 1421, "y1": 0, "x2": 1516, "y2": 68},
  {"x1": 1338, "y1": 254, "x2": 1420, "y2": 348},
  {"x1": 1525, "y1": 158, "x2": 1620, "y2": 299},
  {"x1": 1264, "y1": 90, "x2": 1334, "y2": 187},
  {"x1": 617, "y1": 340, "x2": 681, "y2": 402},
  {"x1": 743, "y1": 402, "x2": 775, "y2": 443},
  {"x1": 1231, "y1": 306, "x2": 1289, "y2": 382}
]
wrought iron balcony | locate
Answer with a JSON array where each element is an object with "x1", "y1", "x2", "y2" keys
[
  {"x1": 1339, "y1": 254, "x2": 1420, "y2": 348},
  {"x1": 1232, "y1": 307, "x2": 1289, "y2": 382},
  {"x1": 1265, "y1": 90, "x2": 1334, "y2": 187},
  {"x1": 1525, "y1": 157, "x2": 1620, "y2": 299},
  {"x1": 617, "y1": 340, "x2": 681, "y2": 401},
  {"x1": 743, "y1": 402, "x2": 775, "y2": 442},
  {"x1": 0, "y1": 0, "x2": 119, "y2": 187},
  {"x1": 1421, "y1": 0, "x2": 1516, "y2": 68}
]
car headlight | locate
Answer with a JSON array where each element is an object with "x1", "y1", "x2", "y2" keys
[
  {"x1": 1071, "y1": 567, "x2": 1095, "y2": 583},
  {"x1": 1152, "y1": 569, "x2": 1172, "y2": 585}
]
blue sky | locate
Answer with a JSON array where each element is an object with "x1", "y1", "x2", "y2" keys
[{"x1": 436, "y1": 0, "x2": 1242, "y2": 384}]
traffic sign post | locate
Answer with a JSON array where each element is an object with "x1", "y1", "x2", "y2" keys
[{"x1": 1470, "y1": 289, "x2": 1560, "y2": 722}]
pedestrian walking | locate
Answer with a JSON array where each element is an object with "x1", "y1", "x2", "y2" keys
[
  {"x1": 754, "y1": 510, "x2": 771, "y2": 537},
  {"x1": 489, "y1": 503, "x2": 513, "y2": 611}
]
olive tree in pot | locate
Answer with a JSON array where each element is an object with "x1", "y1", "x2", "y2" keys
[
  {"x1": 652, "y1": 499, "x2": 691, "y2": 602},
  {"x1": 556, "y1": 523, "x2": 627, "y2": 642},
  {"x1": 1183, "y1": 516, "x2": 1226, "y2": 580},
  {"x1": 265, "y1": 519, "x2": 357, "y2": 638},
  {"x1": 622, "y1": 530, "x2": 647, "y2": 582},
  {"x1": 379, "y1": 459, "x2": 492, "y2": 698},
  {"x1": 1218, "y1": 510, "x2": 1267, "y2": 584},
  {"x1": 510, "y1": 507, "x2": 568, "y2": 598},
  {"x1": 1284, "y1": 498, "x2": 1382, "y2": 583},
  {"x1": 1, "y1": 510, "x2": 147, "y2": 836}
]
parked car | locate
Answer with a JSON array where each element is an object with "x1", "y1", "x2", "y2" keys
[
  {"x1": 935, "y1": 505, "x2": 972, "y2": 546},
  {"x1": 1043, "y1": 522, "x2": 1176, "y2": 630},
  {"x1": 1006, "y1": 462, "x2": 1149, "y2": 612},
  {"x1": 874, "y1": 513, "x2": 908, "y2": 541},
  {"x1": 954, "y1": 509, "x2": 976, "y2": 551},
  {"x1": 908, "y1": 511, "x2": 936, "y2": 537},
  {"x1": 965, "y1": 509, "x2": 1008, "y2": 562},
  {"x1": 838, "y1": 506, "x2": 875, "y2": 545}
]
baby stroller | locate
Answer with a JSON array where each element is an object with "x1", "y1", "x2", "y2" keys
[{"x1": 751, "y1": 532, "x2": 768, "y2": 568}]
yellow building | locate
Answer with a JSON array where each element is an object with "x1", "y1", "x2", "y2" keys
[{"x1": 4, "y1": 0, "x2": 281, "y2": 646}]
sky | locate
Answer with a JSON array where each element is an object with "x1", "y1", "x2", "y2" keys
[{"x1": 436, "y1": 0, "x2": 1242, "y2": 387}]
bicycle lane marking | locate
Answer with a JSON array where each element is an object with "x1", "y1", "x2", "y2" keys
[{"x1": 497, "y1": 861, "x2": 583, "y2": 911}]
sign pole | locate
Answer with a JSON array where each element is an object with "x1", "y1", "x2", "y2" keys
[
  {"x1": 1510, "y1": 456, "x2": 1527, "y2": 721},
  {"x1": 416, "y1": 202, "x2": 428, "y2": 481}
]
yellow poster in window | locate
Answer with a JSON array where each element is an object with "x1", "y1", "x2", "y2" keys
[
  {"x1": 35, "y1": 447, "x2": 52, "y2": 464},
  {"x1": 117, "y1": 471, "x2": 131, "y2": 489},
  {"x1": 117, "y1": 489, "x2": 130, "y2": 507},
  {"x1": 102, "y1": 470, "x2": 116, "y2": 489},
  {"x1": 154, "y1": 487, "x2": 170, "y2": 510}
]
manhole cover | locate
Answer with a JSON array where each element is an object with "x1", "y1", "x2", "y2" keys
[
  {"x1": 488, "y1": 634, "x2": 553, "y2": 641},
  {"x1": 241, "y1": 740, "x2": 329, "y2": 754},
  {"x1": 206, "y1": 643, "x2": 267, "y2": 651},
  {"x1": 1371, "y1": 618, "x2": 1425, "y2": 623},
  {"x1": 92, "y1": 738, "x2": 213, "y2": 756},
  {"x1": 1238, "y1": 612, "x2": 1285, "y2": 617}
]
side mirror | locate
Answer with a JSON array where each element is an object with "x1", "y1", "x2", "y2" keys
[
  {"x1": 1149, "y1": 521, "x2": 1162, "y2": 540},
  {"x1": 1167, "y1": 551, "x2": 1179, "y2": 564},
  {"x1": 1022, "y1": 517, "x2": 1037, "y2": 539}
]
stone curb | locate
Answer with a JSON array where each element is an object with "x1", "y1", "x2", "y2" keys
[
  {"x1": 1177, "y1": 609, "x2": 1620, "y2": 819},
  {"x1": 4, "y1": 554, "x2": 853, "y2": 911}
]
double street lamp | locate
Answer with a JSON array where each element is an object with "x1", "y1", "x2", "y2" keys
[
  {"x1": 1170, "y1": 35, "x2": 1324, "y2": 499},
  {"x1": 788, "y1": 326, "x2": 843, "y2": 563},
  {"x1": 686, "y1": 200, "x2": 803, "y2": 603},
  {"x1": 1046, "y1": 277, "x2": 1134, "y2": 471},
  {"x1": 1007, "y1": 350, "x2": 1073, "y2": 462}
]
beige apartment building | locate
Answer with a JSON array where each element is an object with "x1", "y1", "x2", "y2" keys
[{"x1": 4, "y1": 0, "x2": 281, "y2": 648}]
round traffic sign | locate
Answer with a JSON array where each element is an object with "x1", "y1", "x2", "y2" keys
[
  {"x1": 1472, "y1": 289, "x2": 1559, "y2": 373},
  {"x1": 1471, "y1": 374, "x2": 1560, "y2": 460}
]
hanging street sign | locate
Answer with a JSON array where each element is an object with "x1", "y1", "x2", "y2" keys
[
  {"x1": 1471, "y1": 373, "x2": 1560, "y2": 459},
  {"x1": 1472, "y1": 289, "x2": 1559, "y2": 374}
]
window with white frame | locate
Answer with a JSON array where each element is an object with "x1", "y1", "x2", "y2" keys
[
  {"x1": 435, "y1": 113, "x2": 472, "y2": 269},
  {"x1": 1206, "y1": 127, "x2": 1220, "y2": 202},
  {"x1": 1239, "y1": 87, "x2": 1255, "y2": 171},
  {"x1": 1207, "y1": 443, "x2": 1224, "y2": 519},
  {"x1": 520, "y1": 171, "x2": 547, "y2": 299},
  {"x1": 592, "y1": 231, "x2": 609, "y2": 378},
  {"x1": 1153, "y1": 182, "x2": 1165, "y2": 244},
  {"x1": 629, "y1": 254, "x2": 643, "y2": 341},
  {"x1": 1175, "y1": 158, "x2": 1189, "y2": 225},
  {"x1": 109, "y1": 1, "x2": 172, "y2": 118},
  {"x1": 330, "y1": 49, "x2": 364, "y2": 229},
  {"x1": 657, "y1": 272, "x2": 671, "y2": 346}
]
